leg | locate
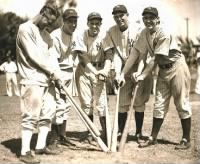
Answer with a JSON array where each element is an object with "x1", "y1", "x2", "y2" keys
[
  {"x1": 139, "y1": 76, "x2": 171, "y2": 148},
  {"x1": 11, "y1": 73, "x2": 20, "y2": 96},
  {"x1": 35, "y1": 84, "x2": 60, "y2": 155},
  {"x1": 175, "y1": 117, "x2": 191, "y2": 149},
  {"x1": 99, "y1": 116, "x2": 107, "y2": 144},
  {"x1": 171, "y1": 59, "x2": 192, "y2": 150},
  {"x1": 6, "y1": 73, "x2": 12, "y2": 96}
]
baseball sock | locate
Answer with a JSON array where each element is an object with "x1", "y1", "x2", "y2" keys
[
  {"x1": 60, "y1": 120, "x2": 67, "y2": 137},
  {"x1": 181, "y1": 117, "x2": 191, "y2": 142},
  {"x1": 135, "y1": 111, "x2": 144, "y2": 135},
  {"x1": 35, "y1": 126, "x2": 49, "y2": 149},
  {"x1": 21, "y1": 128, "x2": 33, "y2": 155},
  {"x1": 151, "y1": 117, "x2": 163, "y2": 139}
]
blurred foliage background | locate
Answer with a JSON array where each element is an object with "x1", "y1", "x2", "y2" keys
[{"x1": 0, "y1": 11, "x2": 27, "y2": 64}]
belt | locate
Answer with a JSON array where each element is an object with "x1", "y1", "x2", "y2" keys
[{"x1": 158, "y1": 62, "x2": 174, "y2": 69}]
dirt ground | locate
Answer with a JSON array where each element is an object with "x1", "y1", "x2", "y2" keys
[{"x1": 0, "y1": 68, "x2": 200, "y2": 164}]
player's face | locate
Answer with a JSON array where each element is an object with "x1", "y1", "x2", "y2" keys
[
  {"x1": 142, "y1": 13, "x2": 159, "y2": 32},
  {"x1": 113, "y1": 13, "x2": 129, "y2": 30},
  {"x1": 40, "y1": 7, "x2": 58, "y2": 28},
  {"x1": 63, "y1": 17, "x2": 78, "y2": 35},
  {"x1": 87, "y1": 19, "x2": 102, "y2": 37}
]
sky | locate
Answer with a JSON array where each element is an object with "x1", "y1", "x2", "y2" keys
[{"x1": 0, "y1": 0, "x2": 199, "y2": 43}]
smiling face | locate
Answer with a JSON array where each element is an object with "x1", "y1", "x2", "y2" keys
[
  {"x1": 113, "y1": 12, "x2": 129, "y2": 31},
  {"x1": 87, "y1": 19, "x2": 102, "y2": 37},
  {"x1": 142, "y1": 13, "x2": 160, "y2": 33},
  {"x1": 63, "y1": 17, "x2": 78, "y2": 35}
]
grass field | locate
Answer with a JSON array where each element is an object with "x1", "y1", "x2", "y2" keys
[{"x1": 0, "y1": 69, "x2": 199, "y2": 164}]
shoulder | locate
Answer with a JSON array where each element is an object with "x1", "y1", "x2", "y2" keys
[
  {"x1": 50, "y1": 28, "x2": 61, "y2": 38},
  {"x1": 156, "y1": 26, "x2": 171, "y2": 39},
  {"x1": 107, "y1": 25, "x2": 118, "y2": 33},
  {"x1": 18, "y1": 21, "x2": 33, "y2": 34}
]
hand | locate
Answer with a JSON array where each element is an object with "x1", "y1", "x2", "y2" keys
[
  {"x1": 50, "y1": 70, "x2": 63, "y2": 81},
  {"x1": 114, "y1": 73, "x2": 125, "y2": 88},
  {"x1": 132, "y1": 72, "x2": 145, "y2": 82},
  {"x1": 132, "y1": 72, "x2": 141, "y2": 82},
  {"x1": 97, "y1": 69, "x2": 109, "y2": 78}
]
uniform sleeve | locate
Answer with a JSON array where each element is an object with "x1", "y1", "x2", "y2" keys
[
  {"x1": 154, "y1": 30, "x2": 171, "y2": 56},
  {"x1": 17, "y1": 27, "x2": 55, "y2": 75},
  {"x1": 74, "y1": 31, "x2": 87, "y2": 52},
  {"x1": 134, "y1": 30, "x2": 148, "y2": 55},
  {"x1": 102, "y1": 30, "x2": 114, "y2": 52}
]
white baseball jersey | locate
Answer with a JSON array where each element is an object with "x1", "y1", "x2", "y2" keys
[
  {"x1": 16, "y1": 20, "x2": 57, "y2": 86},
  {"x1": 103, "y1": 22, "x2": 142, "y2": 75}
]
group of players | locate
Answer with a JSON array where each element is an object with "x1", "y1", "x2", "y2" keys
[{"x1": 16, "y1": 2, "x2": 192, "y2": 164}]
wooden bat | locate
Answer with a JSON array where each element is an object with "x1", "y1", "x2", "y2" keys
[
  {"x1": 104, "y1": 83, "x2": 112, "y2": 149},
  {"x1": 72, "y1": 66, "x2": 78, "y2": 97},
  {"x1": 110, "y1": 87, "x2": 120, "y2": 152},
  {"x1": 59, "y1": 82, "x2": 109, "y2": 152},
  {"x1": 118, "y1": 84, "x2": 139, "y2": 153}
]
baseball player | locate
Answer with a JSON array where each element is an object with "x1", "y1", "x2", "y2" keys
[
  {"x1": 120, "y1": 7, "x2": 192, "y2": 149},
  {"x1": 0, "y1": 52, "x2": 20, "y2": 97},
  {"x1": 48, "y1": 8, "x2": 78, "y2": 148},
  {"x1": 195, "y1": 50, "x2": 200, "y2": 94},
  {"x1": 100, "y1": 4, "x2": 153, "y2": 143},
  {"x1": 74, "y1": 12, "x2": 111, "y2": 144},
  {"x1": 16, "y1": 3, "x2": 63, "y2": 164}
]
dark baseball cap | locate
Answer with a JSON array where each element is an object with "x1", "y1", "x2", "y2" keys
[
  {"x1": 142, "y1": 7, "x2": 158, "y2": 17},
  {"x1": 87, "y1": 12, "x2": 102, "y2": 21},
  {"x1": 63, "y1": 9, "x2": 78, "y2": 20},
  {"x1": 112, "y1": 4, "x2": 128, "y2": 15}
]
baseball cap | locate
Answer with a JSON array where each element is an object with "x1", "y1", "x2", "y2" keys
[
  {"x1": 142, "y1": 7, "x2": 158, "y2": 17},
  {"x1": 112, "y1": 4, "x2": 128, "y2": 15},
  {"x1": 87, "y1": 12, "x2": 102, "y2": 21},
  {"x1": 63, "y1": 9, "x2": 78, "y2": 20}
]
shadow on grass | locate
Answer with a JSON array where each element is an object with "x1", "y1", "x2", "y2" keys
[
  {"x1": 1, "y1": 133, "x2": 38, "y2": 157},
  {"x1": 1, "y1": 131, "x2": 103, "y2": 157},
  {"x1": 48, "y1": 130, "x2": 103, "y2": 152},
  {"x1": 127, "y1": 134, "x2": 178, "y2": 145}
]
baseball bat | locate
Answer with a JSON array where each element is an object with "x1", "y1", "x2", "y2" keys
[
  {"x1": 110, "y1": 87, "x2": 120, "y2": 152},
  {"x1": 104, "y1": 83, "x2": 112, "y2": 149},
  {"x1": 59, "y1": 82, "x2": 109, "y2": 152},
  {"x1": 118, "y1": 84, "x2": 139, "y2": 152},
  {"x1": 72, "y1": 66, "x2": 78, "y2": 97}
]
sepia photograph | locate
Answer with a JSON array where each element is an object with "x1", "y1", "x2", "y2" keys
[{"x1": 0, "y1": 0, "x2": 199, "y2": 163}]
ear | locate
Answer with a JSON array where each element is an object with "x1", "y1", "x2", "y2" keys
[{"x1": 157, "y1": 17, "x2": 160, "y2": 24}]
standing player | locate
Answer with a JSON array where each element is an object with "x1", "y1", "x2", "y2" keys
[
  {"x1": 0, "y1": 52, "x2": 20, "y2": 97},
  {"x1": 100, "y1": 4, "x2": 153, "y2": 142},
  {"x1": 195, "y1": 50, "x2": 200, "y2": 94},
  {"x1": 48, "y1": 8, "x2": 78, "y2": 148},
  {"x1": 74, "y1": 12, "x2": 110, "y2": 144},
  {"x1": 120, "y1": 7, "x2": 192, "y2": 149},
  {"x1": 16, "y1": 2, "x2": 63, "y2": 163}
]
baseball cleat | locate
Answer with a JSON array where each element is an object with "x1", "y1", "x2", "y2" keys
[{"x1": 175, "y1": 138, "x2": 191, "y2": 150}]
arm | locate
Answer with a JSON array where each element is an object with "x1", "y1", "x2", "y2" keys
[
  {"x1": 76, "y1": 50, "x2": 98, "y2": 75},
  {"x1": 121, "y1": 47, "x2": 140, "y2": 76},
  {"x1": 18, "y1": 29, "x2": 56, "y2": 76},
  {"x1": 137, "y1": 55, "x2": 157, "y2": 81}
]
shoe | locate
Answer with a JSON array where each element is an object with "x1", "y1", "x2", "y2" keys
[
  {"x1": 135, "y1": 133, "x2": 146, "y2": 144},
  {"x1": 59, "y1": 135, "x2": 76, "y2": 147},
  {"x1": 86, "y1": 133, "x2": 94, "y2": 144},
  {"x1": 175, "y1": 138, "x2": 191, "y2": 150},
  {"x1": 138, "y1": 136, "x2": 157, "y2": 148},
  {"x1": 19, "y1": 151, "x2": 40, "y2": 164},
  {"x1": 48, "y1": 140, "x2": 62, "y2": 149},
  {"x1": 35, "y1": 147, "x2": 60, "y2": 155}
]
